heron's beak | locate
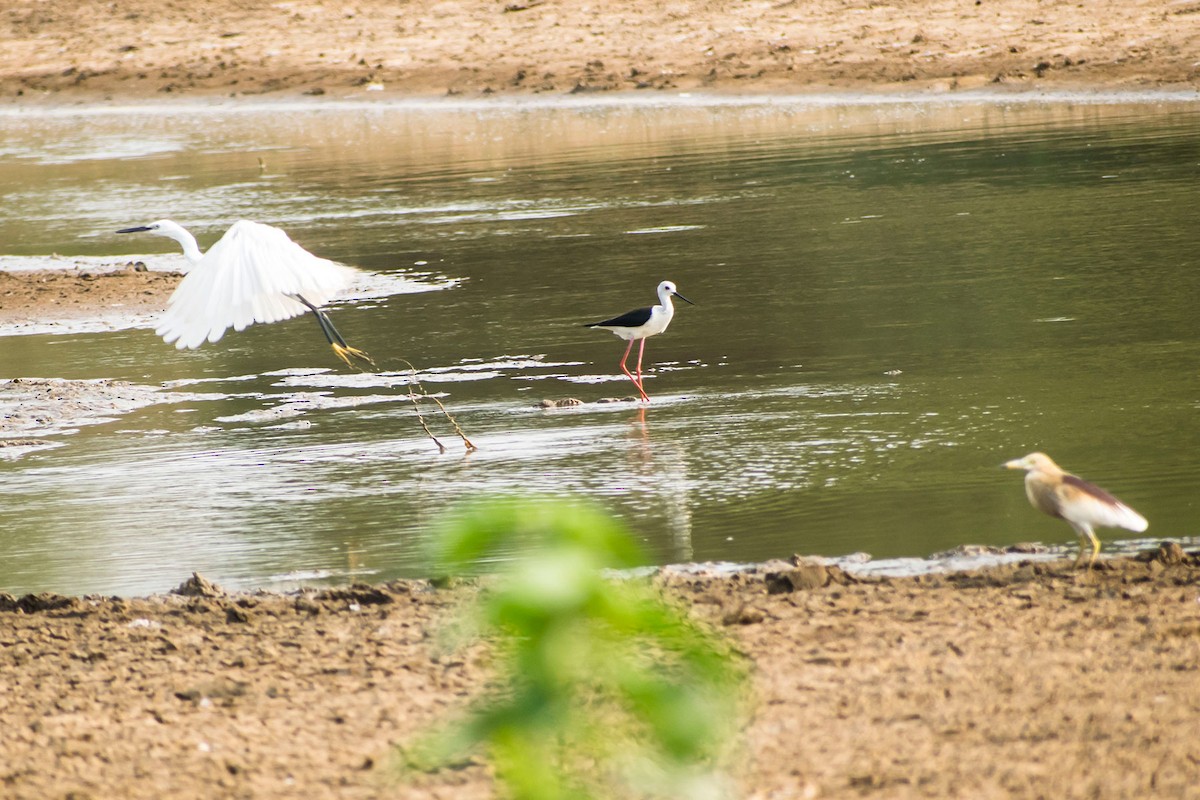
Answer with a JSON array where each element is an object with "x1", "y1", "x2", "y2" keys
[
  {"x1": 672, "y1": 291, "x2": 695, "y2": 306},
  {"x1": 1003, "y1": 458, "x2": 1026, "y2": 470},
  {"x1": 116, "y1": 226, "x2": 152, "y2": 234}
]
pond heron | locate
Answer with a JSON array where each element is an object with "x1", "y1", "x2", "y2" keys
[
  {"x1": 585, "y1": 280, "x2": 694, "y2": 402},
  {"x1": 1004, "y1": 451, "x2": 1147, "y2": 569},
  {"x1": 116, "y1": 219, "x2": 373, "y2": 368}
]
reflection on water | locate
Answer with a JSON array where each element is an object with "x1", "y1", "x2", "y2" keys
[{"x1": 2, "y1": 95, "x2": 1200, "y2": 595}]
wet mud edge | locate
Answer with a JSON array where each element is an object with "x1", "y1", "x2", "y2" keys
[{"x1": 2, "y1": 548, "x2": 1199, "y2": 798}]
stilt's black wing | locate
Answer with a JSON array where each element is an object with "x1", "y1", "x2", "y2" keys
[{"x1": 585, "y1": 306, "x2": 653, "y2": 329}]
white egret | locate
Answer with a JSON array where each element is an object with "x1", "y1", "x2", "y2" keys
[
  {"x1": 1004, "y1": 452, "x2": 1148, "y2": 569},
  {"x1": 585, "y1": 280, "x2": 694, "y2": 402},
  {"x1": 116, "y1": 219, "x2": 373, "y2": 368}
]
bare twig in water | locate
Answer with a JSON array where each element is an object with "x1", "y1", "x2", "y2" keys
[
  {"x1": 423, "y1": 394, "x2": 477, "y2": 451},
  {"x1": 328, "y1": 332, "x2": 475, "y2": 452},
  {"x1": 406, "y1": 390, "x2": 447, "y2": 454},
  {"x1": 390, "y1": 357, "x2": 477, "y2": 453}
]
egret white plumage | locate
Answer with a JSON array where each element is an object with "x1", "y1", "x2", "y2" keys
[
  {"x1": 116, "y1": 219, "x2": 373, "y2": 368},
  {"x1": 1004, "y1": 452, "x2": 1148, "y2": 569},
  {"x1": 585, "y1": 280, "x2": 694, "y2": 403}
]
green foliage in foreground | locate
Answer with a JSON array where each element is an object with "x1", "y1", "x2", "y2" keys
[{"x1": 405, "y1": 497, "x2": 745, "y2": 800}]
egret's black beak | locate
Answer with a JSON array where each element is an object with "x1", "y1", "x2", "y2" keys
[
  {"x1": 116, "y1": 226, "x2": 152, "y2": 234},
  {"x1": 673, "y1": 291, "x2": 695, "y2": 306}
]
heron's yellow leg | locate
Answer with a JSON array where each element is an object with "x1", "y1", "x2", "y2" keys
[
  {"x1": 1073, "y1": 530, "x2": 1101, "y2": 571},
  {"x1": 1086, "y1": 530, "x2": 1101, "y2": 571},
  {"x1": 332, "y1": 342, "x2": 376, "y2": 369}
]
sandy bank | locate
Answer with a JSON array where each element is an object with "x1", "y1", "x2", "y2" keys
[
  {"x1": 3, "y1": 0, "x2": 1198, "y2": 104},
  {"x1": 2, "y1": 552, "x2": 1198, "y2": 799}
]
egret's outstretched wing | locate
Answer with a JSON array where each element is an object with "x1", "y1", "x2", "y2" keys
[{"x1": 155, "y1": 220, "x2": 357, "y2": 350}]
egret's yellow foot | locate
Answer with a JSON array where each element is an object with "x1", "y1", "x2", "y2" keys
[{"x1": 332, "y1": 343, "x2": 376, "y2": 369}]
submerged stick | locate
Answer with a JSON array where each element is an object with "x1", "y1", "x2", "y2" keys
[
  {"x1": 388, "y1": 357, "x2": 477, "y2": 453},
  {"x1": 323, "y1": 321, "x2": 475, "y2": 452},
  {"x1": 406, "y1": 392, "x2": 448, "y2": 454}
]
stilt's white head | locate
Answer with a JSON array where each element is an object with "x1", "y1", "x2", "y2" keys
[{"x1": 657, "y1": 280, "x2": 695, "y2": 307}]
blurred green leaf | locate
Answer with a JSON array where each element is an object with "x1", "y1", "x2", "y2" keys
[{"x1": 406, "y1": 496, "x2": 744, "y2": 799}]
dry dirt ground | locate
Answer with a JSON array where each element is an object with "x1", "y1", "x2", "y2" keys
[
  {"x1": 0, "y1": 264, "x2": 181, "y2": 331},
  {"x1": 4, "y1": 2, "x2": 1200, "y2": 798},
  {"x1": 1, "y1": 553, "x2": 1199, "y2": 799},
  {"x1": 2, "y1": 0, "x2": 1199, "y2": 101}
]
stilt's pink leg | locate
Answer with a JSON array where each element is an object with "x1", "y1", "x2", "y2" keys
[
  {"x1": 619, "y1": 339, "x2": 640, "y2": 393},
  {"x1": 617, "y1": 339, "x2": 649, "y2": 402},
  {"x1": 635, "y1": 338, "x2": 650, "y2": 401}
]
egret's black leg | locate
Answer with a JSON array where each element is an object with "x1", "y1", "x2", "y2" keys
[
  {"x1": 292, "y1": 294, "x2": 375, "y2": 369},
  {"x1": 308, "y1": 304, "x2": 343, "y2": 347}
]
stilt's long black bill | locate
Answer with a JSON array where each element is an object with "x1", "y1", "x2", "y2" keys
[
  {"x1": 116, "y1": 226, "x2": 153, "y2": 234},
  {"x1": 672, "y1": 291, "x2": 696, "y2": 305}
]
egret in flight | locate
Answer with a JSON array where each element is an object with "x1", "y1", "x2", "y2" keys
[
  {"x1": 585, "y1": 280, "x2": 694, "y2": 402},
  {"x1": 116, "y1": 219, "x2": 373, "y2": 368},
  {"x1": 1004, "y1": 451, "x2": 1148, "y2": 569}
]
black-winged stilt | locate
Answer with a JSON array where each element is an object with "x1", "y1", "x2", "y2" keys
[{"x1": 585, "y1": 280, "x2": 694, "y2": 402}]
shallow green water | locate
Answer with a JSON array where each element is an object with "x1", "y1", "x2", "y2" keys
[{"x1": 2, "y1": 95, "x2": 1199, "y2": 595}]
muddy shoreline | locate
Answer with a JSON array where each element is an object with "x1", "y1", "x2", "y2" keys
[
  {"x1": 4, "y1": 0, "x2": 1199, "y2": 105},
  {"x1": 3, "y1": 552, "x2": 1199, "y2": 799},
  {"x1": 0, "y1": 264, "x2": 182, "y2": 335}
]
